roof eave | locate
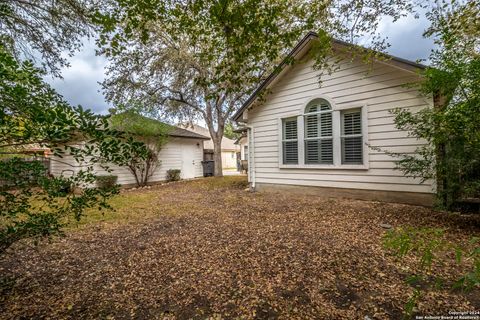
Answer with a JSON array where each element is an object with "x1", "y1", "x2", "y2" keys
[
  {"x1": 232, "y1": 32, "x2": 427, "y2": 122},
  {"x1": 169, "y1": 134, "x2": 210, "y2": 140},
  {"x1": 232, "y1": 32, "x2": 317, "y2": 122}
]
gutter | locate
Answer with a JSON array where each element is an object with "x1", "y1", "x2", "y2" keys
[
  {"x1": 246, "y1": 125, "x2": 255, "y2": 190},
  {"x1": 232, "y1": 32, "x2": 317, "y2": 122},
  {"x1": 232, "y1": 31, "x2": 428, "y2": 122}
]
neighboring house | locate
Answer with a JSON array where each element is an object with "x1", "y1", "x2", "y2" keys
[
  {"x1": 235, "y1": 132, "x2": 249, "y2": 162},
  {"x1": 180, "y1": 124, "x2": 240, "y2": 169},
  {"x1": 22, "y1": 145, "x2": 51, "y2": 157},
  {"x1": 50, "y1": 122, "x2": 209, "y2": 186},
  {"x1": 233, "y1": 32, "x2": 435, "y2": 206},
  {"x1": 233, "y1": 127, "x2": 248, "y2": 160},
  {"x1": 233, "y1": 129, "x2": 249, "y2": 173}
]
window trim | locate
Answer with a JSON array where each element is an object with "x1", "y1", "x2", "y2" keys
[
  {"x1": 341, "y1": 108, "x2": 363, "y2": 165},
  {"x1": 278, "y1": 96, "x2": 369, "y2": 170},
  {"x1": 281, "y1": 116, "x2": 299, "y2": 165},
  {"x1": 243, "y1": 145, "x2": 248, "y2": 161},
  {"x1": 303, "y1": 99, "x2": 334, "y2": 165}
]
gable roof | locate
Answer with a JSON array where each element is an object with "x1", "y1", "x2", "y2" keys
[
  {"x1": 110, "y1": 112, "x2": 210, "y2": 140},
  {"x1": 232, "y1": 32, "x2": 427, "y2": 122},
  {"x1": 169, "y1": 126, "x2": 210, "y2": 140},
  {"x1": 179, "y1": 124, "x2": 240, "y2": 151}
]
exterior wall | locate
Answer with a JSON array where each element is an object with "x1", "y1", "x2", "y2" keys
[
  {"x1": 50, "y1": 153, "x2": 81, "y2": 178},
  {"x1": 179, "y1": 124, "x2": 240, "y2": 157},
  {"x1": 247, "y1": 56, "x2": 434, "y2": 196},
  {"x1": 255, "y1": 183, "x2": 434, "y2": 207},
  {"x1": 238, "y1": 136, "x2": 248, "y2": 161},
  {"x1": 221, "y1": 150, "x2": 237, "y2": 169},
  {"x1": 50, "y1": 138, "x2": 204, "y2": 185}
]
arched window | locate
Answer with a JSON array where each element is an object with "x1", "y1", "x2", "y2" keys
[{"x1": 304, "y1": 99, "x2": 333, "y2": 164}]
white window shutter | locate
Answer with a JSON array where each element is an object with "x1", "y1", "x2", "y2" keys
[
  {"x1": 304, "y1": 103, "x2": 333, "y2": 165},
  {"x1": 341, "y1": 110, "x2": 363, "y2": 164},
  {"x1": 282, "y1": 118, "x2": 298, "y2": 164}
]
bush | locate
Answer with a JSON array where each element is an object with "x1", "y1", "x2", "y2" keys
[
  {"x1": 384, "y1": 227, "x2": 480, "y2": 317},
  {"x1": 166, "y1": 169, "x2": 181, "y2": 182},
  {"x1": 46, "y1": 176, "x2": 72, "y2": 196},
  {"x1": 96, "y1": 175, "x2": 118, "y2": 189}
]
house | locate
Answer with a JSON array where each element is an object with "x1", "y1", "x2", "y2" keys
[
  {"x1": 232, "y1": 32, "x2": 435, "y2": 206},
  {"x1": 50, "y1": 118, "x2": 209, "y2": 186},
  {"x1": 179, "y1": 124, "x2": 240, "y2": 169},
  {"x1": 233, "y1": 128, "x2": 248, "y2": 171},
  {"x1": 235, "y1": 131, "x2": 248, "y2": 162}
]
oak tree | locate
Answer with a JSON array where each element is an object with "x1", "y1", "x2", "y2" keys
[
  {"x1": 1, "y1": 0, "x2": 96, "y2": 75},
  {"x1": 96, "y1": 0, "x2": 415, "y2": 176}
]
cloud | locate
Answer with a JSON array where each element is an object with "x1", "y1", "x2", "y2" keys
[
  {"x1": 46, "y1": 15, "x2": 435, "y2": 115},
  {"x1": 44, "y1": 38, "x2": 110, "y2": 114},
  {"x1": 379, "y1": 12, "x2": 435, "y2": 63}
]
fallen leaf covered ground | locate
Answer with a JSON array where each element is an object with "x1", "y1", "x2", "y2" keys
[{"x1": 1, "y1": 176, "x2": 479, "y2": 319}]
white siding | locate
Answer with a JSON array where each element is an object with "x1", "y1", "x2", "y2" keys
[
  {"x1": 221, "y1": 151, "x2": 237, "y2": 169},
  {"x1": 50, "y1": 138, "x2": 204, "y2": 185},
  {"x1": 50, "y1": 153, "x2": 82, "y2": 178},
  {"x1": 247, "y1": 57, "x2": 434, "y2": 194},
  {"x1": 238, "y1": 136, "x2": 248, "y2": 161}
]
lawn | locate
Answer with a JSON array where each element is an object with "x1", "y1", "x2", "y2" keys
[{"x1": 1, "y1": 176, "x2": 479, "y2": 319}]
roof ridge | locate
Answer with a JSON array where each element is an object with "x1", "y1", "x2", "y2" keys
[
  {"x1": 232, "y1": 32, "x2": 427, "y2": 122},
  {"x1": 111, "y1": 111, "x2": 210, "y2": 140}
]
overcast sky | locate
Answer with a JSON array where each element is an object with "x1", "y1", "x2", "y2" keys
[{"x1": 45, "y1": 13, "x2": 434, "y2": 115}]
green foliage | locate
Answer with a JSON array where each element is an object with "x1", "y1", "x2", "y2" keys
[
  {"x1": 109, "y1": 111, "x2": 171, "y2": 143},
  {"x1": 166, "y1": 169, "x2": 181, "y2": 182},
  {"x1": 384, "y1": 227, "x2": 480, "y2": 317},
  {"x1": 0, "y1": 43, "x2": 137, "y2": 164},
  {"x1": 454, "y1": 237, "x2": 480, "y2": 291},
  {"x1": 403, "y1": 288, "x2": 421, "y2": 320},
  {"x1": 223, "y1": 122, "x2": 240, "y2": 140},
  {"x1": 96, "y1": 175, "x2": 118, "y2": 190},
  {"x1": 390, "y1": 1, "x2": 480, "y2": 209},
  {"x1": 109, "y1": 111, "x2": 170, "y2": 187},
  {"x1": 384, "y1": 227, "x2": 447, "y2": 270},
  {"x1": 0, "y1": 158, "x2": 119, "y2": 255},
  {"x1": 0, "y1": 0, "x2": 94, "y2": 75},
  {"x1": 95, "y1": 0, "x2": 415, "y2": 176},
  {"x1": 0, "y1": 44, "x2": 146, "y2": 254}
]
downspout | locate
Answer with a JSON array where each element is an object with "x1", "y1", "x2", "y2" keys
[{"x1": 246, "y1": 125, "x2": 255, "y2": 190}]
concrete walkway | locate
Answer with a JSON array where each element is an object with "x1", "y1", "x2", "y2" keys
[{"x1": 223, "y1": 168, "x2": 243, "y2": 176}]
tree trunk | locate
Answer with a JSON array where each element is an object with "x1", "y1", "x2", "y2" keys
[
  {"x1": 213, "y1": 137, "x2": 223, "y2": 177},
  {"x1": 128, "y1": 165, "x2": 141, "y2": 187},
  {"x1": 205, "y1": 102, "x2": 225, "y2": 177},
  {"x1": 434, "y1": 92, "x2": 448, "y2": 207}
]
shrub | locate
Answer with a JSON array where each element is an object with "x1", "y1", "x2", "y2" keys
[
  {"x1": 384, "y1": 227, "x2": 480, "y2": 317},
  {"x1": 46, "y1": 175, "x2": 72, "y2": 196},
  {"x1": 96, "y1": 175, "x2": 118, "y2": 189},
  {"x1": 166, "y1": 169, "x2": 181, "y2": 182}
]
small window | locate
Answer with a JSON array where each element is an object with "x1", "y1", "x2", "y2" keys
[
  {"x1": 304, "y1": 99, "x2": 333, "y2": 164},
  {"x1": 341, "y1": 109, "x2": 363, "y2": 164},
  {"x1": 244, "y1": 146, "x2": 248, "y2": 160},
  {"x1": 282, "y1": 118, "x2": 298, "y2": 164}
]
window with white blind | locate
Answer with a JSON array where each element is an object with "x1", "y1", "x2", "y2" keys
[
  {"x1": 282, "y1": 118, "x2": 298, "y2": 164},
  {"x1": 279, "y1": 96, "x2": 367, "y2": 169},
  {"x1": 304, "y1": 99, "x2": 333, "y2": 164},
  {"x1": 341, "y1": 110, "x2": 363, "y2": 164}
]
